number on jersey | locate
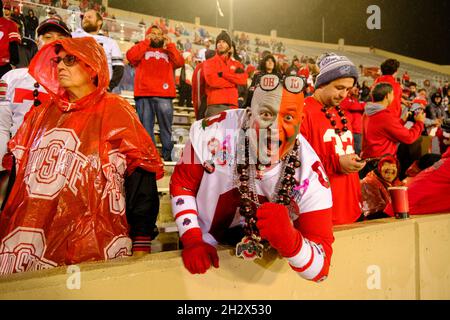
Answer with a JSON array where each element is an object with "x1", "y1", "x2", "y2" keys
[{"x1": 323, "y1": 129, "x2": 354, "y2": 156}]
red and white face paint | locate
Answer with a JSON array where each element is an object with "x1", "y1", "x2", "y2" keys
[{"x1": 248, "y1": 85, "x2": 304, "y2": 164}]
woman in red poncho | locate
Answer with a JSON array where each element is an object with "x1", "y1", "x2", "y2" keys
[
  {"x1": 360, "y1": 155, "x2": 403, "y2": 220},
  {"x1": 0, "y1": 37, "x2": 164, "y2": 275}
]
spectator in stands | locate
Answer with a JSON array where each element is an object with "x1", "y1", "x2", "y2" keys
[
  {"x1": 170, "y1": 79, "x2": 334, "y2": 282},
  {"x1": 0, "y1": 0, "x2": 20, "y2": 78},
  {"x1": 402, "y1": 71, "x2": 410, "y2": 85},
  {"x1": 301, "y1": 53, "x2": 365, "y2": 225},
  {"x1": 360, "y1": 155, "x2": 403, "y2": 220},
  {"x1": 373, "y1": 59, "x2": 402, "y2": 117},
  {"x1": 2, "y1": 2, "x2": 11, "y2": 19},
  {"x1": 407, "y1": 81, "x2": 417, "y2": 100},
  {"x1": 427, "y1": 92, "x2": 445, "y2": 121},
  {"x1": 360, "y1": 83, "x2": 424, "y2": 177},
  {"x1": 184, "y1": 38, "x2": 192, "y2": 52},
  {"x1": 8, "y1": 15, "x2": 38, "y2": 68},
  {"x1": 126, "y1": 24, "x2": 184, "y2": 161},
  {"x1": 442, "y1": 81, "x2": 449, "y2": 98},
  {"x1": 385, "y1": 148, "x2": 450, "y2": 216},
  {"x1": 246, "y1": 54, "x2": 281, "y2": 106},
  {"x1": 0, "y1": 37, "x2": 164, "y2": 274},
  {"x1": 11, "y1": 6, "x2": 25, "y2": 28},
  {"x1": 403, "y1": 153, "x2": 442, "y2": 185},
  {"x1": 176, "y1": 51, "x2": 194, "y2": 108},
  {"x1": 286, "y1": 57, "x2": 301, "y2": 76},
  {"x1": 192, "y1": 49, "x2": 215, "y2": 120},
  {"x1": 341, "y1": 86, "x2": 365, "y2": 155},
  {"x1": 197, "y1": 38, "x2": 211, "y2": 62},
  {"x1": 24, "y1": 9, "x2": 39, "y2": 40},
  {"x1": 202, "y1": 30, "x2": 247, "y2": 118},
  {"x1": 72, "y1": 9, "x2": 124, "y2": 92},
  {"x1": 360, "y1": 80, "x2": 371, "y2": 102},
  {"x1": 423, "y1": 79, "x2": 437, "y2": 96},
  {"x1": 0, "y1": 18, "x2": 72, "y2": 187}
]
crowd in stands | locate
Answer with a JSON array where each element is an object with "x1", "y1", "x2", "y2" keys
[{"x1": 0, "y1": 1, "x2": 449, "y2": 277}]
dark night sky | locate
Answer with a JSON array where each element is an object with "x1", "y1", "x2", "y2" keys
[{"x1": 109, "y1": 0, "x2": 450, "y2": 65}]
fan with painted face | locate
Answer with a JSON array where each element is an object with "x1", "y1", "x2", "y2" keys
[{"x1": 247, "y1": 74, "x2": 305, "y2": 165}]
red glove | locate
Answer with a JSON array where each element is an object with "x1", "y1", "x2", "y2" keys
[
  {"x1": 180, "y1": 228, "x2": 219, "y2": 274},
  {"x1": 256, "y1": 202, "x2": 302, "y2": 257}
]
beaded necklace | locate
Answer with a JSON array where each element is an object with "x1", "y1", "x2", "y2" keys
[
  {"x1": 320, "y1": 104, "x2": 348, "y2": 135},
  {"x1": 33, "y1": 82, "x2": 42, "y2": 107},
  {"x1": 234, "y1": 112, "x2": 301, "y2": 260}
]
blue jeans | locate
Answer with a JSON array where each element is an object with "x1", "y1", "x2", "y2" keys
[{"x1": 135, "y1": 97, "x2": 174, "y2": 161}]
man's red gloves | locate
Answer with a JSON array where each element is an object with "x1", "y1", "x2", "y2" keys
[
  {"x1": 180, "y1": 228, "x2": 219, "y2": 274},
  {"x1": 256, "y1": 202, "x2": 302, "y2": 257}
]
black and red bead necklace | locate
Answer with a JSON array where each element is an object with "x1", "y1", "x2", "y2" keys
[{"x1": 320, "y1": 104, "x2": 349, "y2": 135}]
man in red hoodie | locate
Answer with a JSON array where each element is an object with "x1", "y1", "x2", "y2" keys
[
  {"x1": 361, "y1": 83, "x2": 424, "y2": 159},
  {"x1": 373, "y1": 59, "x2": 402, "y2": 118},
  {"x1": 126, "y1": 25, "x2": 184, "y2": 161},
  {"x1": 360, "y1": 83, "x2": 424, "y2": 179},
  {"x1": 203, "y1": 30, "x2": 247, "y2": 118}
]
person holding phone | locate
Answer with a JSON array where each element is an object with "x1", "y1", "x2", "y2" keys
[
  {"x1": 360, "y1": 82, "x2": 424, "y2": 177},
  {"x1": 126, "y1": 24, "x2": 184, "y2": 161}
]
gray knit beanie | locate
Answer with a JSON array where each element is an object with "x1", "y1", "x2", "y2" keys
[{"x1": 315, "y1": 53, "x2": 359, "y2": 89}]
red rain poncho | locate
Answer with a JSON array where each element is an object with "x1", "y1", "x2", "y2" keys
[{"x1": 0, "y1": 37, "x2": 164, "y2": 275}]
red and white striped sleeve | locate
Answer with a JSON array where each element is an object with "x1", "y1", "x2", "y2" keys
[
  {"x1": 169, "y1": 142, "x2": 204, "y2": 237},
  {"x1": 8, "y1": 22, "x2": 21, "y2": 43},
  {"x1": 288, "y1": 208, "x2": 334, "y2": 282}
]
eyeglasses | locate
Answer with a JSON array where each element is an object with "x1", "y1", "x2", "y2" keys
[
  {"x1": 258, "y1": 74, "x2": 306, "y2": 94},
  {"x1": 51, "y1": 55, "x2": 78, "y2": 67}
]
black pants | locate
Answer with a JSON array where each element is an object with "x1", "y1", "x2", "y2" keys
[{"x1": 178, "y1": 83, "x2": 192, "y2": 108}]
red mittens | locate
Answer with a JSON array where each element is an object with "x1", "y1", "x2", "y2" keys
[
  {"x1": 180, "y1": 228, "x2": 219, "y2": 274},
  {"x1": 256, "y1": 202, "x2": 302, "y2": 257}
]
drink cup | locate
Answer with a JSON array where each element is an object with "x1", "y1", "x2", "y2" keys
[{"x1": 388, "y1": 186, "x2": 409, "y2": 219}]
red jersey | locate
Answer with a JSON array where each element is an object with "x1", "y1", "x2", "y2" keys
[
  {"x1": 126, "y1": 41, "x2": 184, "y2": 98},
  {"x1": 301, "y1": 97, "x2": 362, "y2": 225},
  {"x1": 0, "y1": 17, "x2": 21, "y2": 66}
]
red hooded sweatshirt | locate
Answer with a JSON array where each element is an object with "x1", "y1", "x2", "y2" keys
[
  {"x1": 126, "y1": 40, "x2": 184, "y2": 98},
  {"x1": 361, "y1": 102, "x2": 424, "y2": 159},
  {"x1": 373, "y1": 75, "x2": 402, "y2": 118},
  {"x1": 203, "y1": 52, "x2": 247, "y2": 107}
]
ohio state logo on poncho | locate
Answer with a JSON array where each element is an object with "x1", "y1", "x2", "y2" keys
[
  {"x1": 0, "y1": 227, "x2": 57, "y2": 275},
  {"x1": 21, "y1": 128, "x2": 88, "y2": 200}
]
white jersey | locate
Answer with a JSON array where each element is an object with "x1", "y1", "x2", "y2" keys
[
  {"x1": 72, "y1": 29, "x2": 124, "y2": 80},
  {"x1": 0, "y1": 68, "x2": 48, "y2": 170},
  {"x1": 171, "y1": 109, "x2": 333, "y2": 245}
]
